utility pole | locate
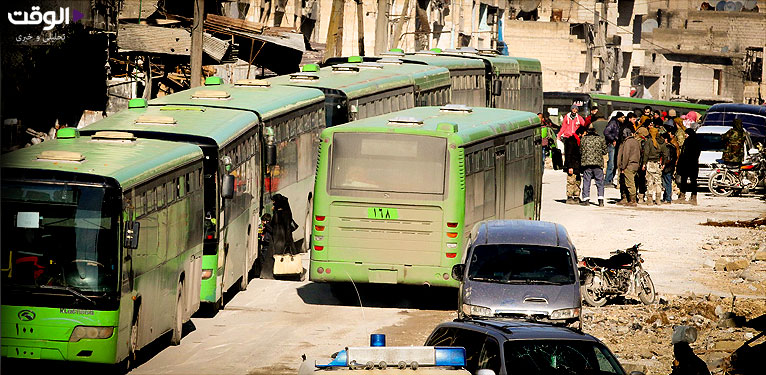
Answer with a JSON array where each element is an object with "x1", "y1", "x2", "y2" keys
[
  {"x1": 323, "y1": 0, "x2": 345, "y2": 61},
  {"x1": 355, "y1": 0, "x2": 365, "y2": 56},
  {"x1": 374, "y1": 0, "x2": 389, "y2": 55},
  {"x1": 191, "y1": 0, "x2": 204, "y2": 88}
]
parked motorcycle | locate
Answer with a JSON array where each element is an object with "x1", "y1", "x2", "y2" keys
[
  {"x1": 708, "y1": 145, "x2": 765, "y2": 197},
  {"x1": 578, "y1": 243, "x2": 655, "y2": 307}
]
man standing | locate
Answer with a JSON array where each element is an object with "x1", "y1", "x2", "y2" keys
[
  {"x1": 580, "y1": 125, "x2": 608, "y2": 207},
  {"x1": 603, "y1": 112, "x2": 624, "y2": 187},
  {"x1": 583, "y1": 104, "x2": 599, "y2": 127},
  {"x1": 661, "y1": 132, "x2": 677, "y2": 204},
  {"x1": 618, "y1": 130, "x2": 643, "y2": 206},
  {"x1": 564, "y1": 126, "x2": 586, "y2": 204},
  {"x1": 677, "y1": 128, "x2": 701, "y2": 205},
  {"x1": 557, "y1": 104, "x2": 585, "y2": 140},
  {"x1": 642, "y1": 123, "x2": 665, "y2": 205},
  {"x1": 722, "y1": 119, "x2": 746, "y2": 165}
]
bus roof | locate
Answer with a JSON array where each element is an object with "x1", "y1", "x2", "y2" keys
[
  {"x1": 404, "y1": 53, "x2": 487, "y2": 71},
  {"x1": 269, "y1": 65, "x2": 415, "y2": 100},
  {"x1": 149, "y1": 82, "x2": 325, "y2": 121},
  {"x1": 387, "y1": 63, "x2": 451, "y2": 91},
  {"x1": 81, "y1": 105, "x2": 259, "y2": 147},
  {"x1": 510, "y1": 56, "x2": 543, "y2": 73},
  {"x1": 322, "y1": 106, "x2": 540, "y2": 145},
  {"x1": 589, "y1": 93, "x2": 710, "y2": 111},
  {"x1": 439, "y1": 52, "x2": 520, "y2": 75},
  {"x1": 1, "y1": 136, "x2": 202, "y2": 189}
]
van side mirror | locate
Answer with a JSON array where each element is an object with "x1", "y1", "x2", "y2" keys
[
  {"x1": 124, "y1": 221, "x2": 140, "y2": 249},
  {"x1": 266, "y1": 144, "x2": 277, "y2": 166},
  {"x1": 221, "y1": 174, "x2": 235, "y2": 199},
  {"x1": 452, "y1": 264, "x2": 465, "y2": 282},
  {"x1": 492, "y1": 80, "x2": 502, "y2": 96}
]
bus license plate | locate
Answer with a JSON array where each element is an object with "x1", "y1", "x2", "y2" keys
[{"x1": 367, "y1": 207, "x2": 398, "y2": 220}]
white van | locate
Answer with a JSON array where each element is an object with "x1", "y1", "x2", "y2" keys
[{"x1": 696, "y1": 126, "x2": 755, "y2": 185}]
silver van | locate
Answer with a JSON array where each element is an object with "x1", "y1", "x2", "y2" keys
[{"x1": 452, "y1": 220, "x2": 581, "y2": 328}]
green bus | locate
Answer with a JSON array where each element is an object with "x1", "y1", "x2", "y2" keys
[
  {"x1": 81, "y1": 80, "x2": 326, "y2": 309},
  {"x1": 309, "y1": 105, "x2": 542, "y2": 287},
  {"x1": 543, "y1": 92, "x2": 711, "y2": 125},
  {"x1": 269, "y1": 61, "x2": 451, "y2": 127},
  {"x1": 1, "y1": 131, "x2": 204, "y2": 365},
  {"x1": 326, "y1": 49, "x2": 544, "y2": 113}
]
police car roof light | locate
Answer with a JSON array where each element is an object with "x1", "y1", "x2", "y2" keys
[{"x1": 434, "y1": 347, "x2": 466, "y2": 367}]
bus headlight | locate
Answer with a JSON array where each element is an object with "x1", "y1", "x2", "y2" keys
[
  {"x1": 69, "y1": 326, "x2": 114, "y2": 342},
  {"x1": 550, "y1": 307, "x2": 581, "y2": 320},
  {"x1": 462, "y1": 304, "x2": 492, "y2": 317},
  {"x1": 201, "y1": 269, "x2": 214, "y2": 280}
]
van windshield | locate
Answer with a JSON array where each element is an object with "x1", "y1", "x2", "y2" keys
[
  {"x1": 467, "y1": 245, "x2": 575, "y2": 284},
  {"x1": 697, "y1": 133, "x2": 725, "y2": 152}
]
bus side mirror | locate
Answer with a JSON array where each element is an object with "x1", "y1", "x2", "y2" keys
[
  {"x1": 452, "y1": 264, "x2": 465, "y2": 282},
  {"x1": 266, "y1": 144, "x2": 277, "y2": 166},
  {"x1": 221, "y1": 174, "x2": 235, "y2": 199},
  {"x1": 492, "y1": 80, "x2": 502, "y2": 96},
  {"x1": 124, "y1": 221, "x2": 140, "y2": 249}
]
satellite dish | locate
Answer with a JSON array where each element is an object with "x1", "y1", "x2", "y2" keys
[
  {"x1": 733, "y1": 1, "x2": 744, "y2": 10},
  {"x1": 519, "y1": 0, "x2": 538, "y2": 12},
  {"x1": 724, "y1": 1, "x2": 737, "y2": 11},
  {"x1": 716, "y1": 1, "x2": 727, "y2": 10},
  {"x1": 641, "y1": 19, "x2": 659, "y2": 33},
  {"x1": 743, "y1": 0, "x2": 756, "y2": 10}
]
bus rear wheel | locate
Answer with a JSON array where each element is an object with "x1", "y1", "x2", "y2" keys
[{"x1": 170, "y1": 284, "x2": 184, "y2": 345}]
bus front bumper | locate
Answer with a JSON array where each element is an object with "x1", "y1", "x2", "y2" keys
[
  {"x1": 1, "y1": 334, "x2": 119, "y2": 364},
  {"x1": 309, "y1": 260, "x2": 459, "y2": 287}
]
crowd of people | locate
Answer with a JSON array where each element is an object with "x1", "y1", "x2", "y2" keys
[{"x1": 540, "y1": 104, "x2": 748, "y2": 207}]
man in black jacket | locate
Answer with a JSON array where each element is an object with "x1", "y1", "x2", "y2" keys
[{"x1": 677, "y1": 128, "x2": 701, "y2": 205}]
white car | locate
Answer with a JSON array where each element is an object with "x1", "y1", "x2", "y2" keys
[{"x1": 696, "y1": 125, "x2": 755, "y2": 185}]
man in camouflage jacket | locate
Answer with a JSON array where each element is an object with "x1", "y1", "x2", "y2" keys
[
  {"x1": 722, "y1": 119, "x2": 746, "y2": 165},
  {"x1": 580, "y1": 125, "x2": 608, "y2": 207}
]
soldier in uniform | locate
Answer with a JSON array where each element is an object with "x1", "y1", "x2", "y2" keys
[{"x1": 722, "y1": 119, "x2": 746, "y2": 165}]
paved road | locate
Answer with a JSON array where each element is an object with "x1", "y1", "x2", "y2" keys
[{"x1": 115, "y1": 169, "x2": 765, "y2": 374}]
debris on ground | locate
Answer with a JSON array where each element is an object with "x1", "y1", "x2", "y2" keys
[
  {"x1": 701, "y1": 217, "x2": 766, "y2": 228},
  {"x1": 584, "y1": 295, "x2": 766, "y2": 374}
]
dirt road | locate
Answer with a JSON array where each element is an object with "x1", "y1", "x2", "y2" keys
[{"x1": 122, "y1": 169, "x2": 764, "y2": 375}]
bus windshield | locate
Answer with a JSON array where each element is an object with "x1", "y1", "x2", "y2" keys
[
  {"x1": 1, "y1": 182, "x2": 119, "y2": 294},
  {"x1": 330, "y1": 132, "x2": 447, "y2": 195}
]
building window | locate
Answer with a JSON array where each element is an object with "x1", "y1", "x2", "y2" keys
[
  {"x1": 713, "y1": 69, "x2": 722, "y2": 96},
  {"x1": 671, "y1": 66, "x2": 682, "y2": 95}
]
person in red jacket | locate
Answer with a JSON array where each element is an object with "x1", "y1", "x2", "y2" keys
[{"x1": 557, "y1": 104, "x2": 585, "y2": 139}]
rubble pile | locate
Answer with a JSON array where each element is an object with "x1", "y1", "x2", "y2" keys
[
  {"x1": 696, "y1": 226, "x2": 766, "y2": 296},
  {"x1": 583, "y1": 295, "x2": 766, "y2": 374}
]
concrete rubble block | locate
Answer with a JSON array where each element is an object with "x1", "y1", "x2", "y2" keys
[
  {"x1": 712, "y1": 340, "x2": 743, "y2": 351},
  {"x1": 738, "y1": 269, "x2": 765, "y2": 282},
  {"x1": 724, "y1": 259, "x2": 749, "y2": 271},
  {"x1": 621, "y1": 362, "x2": 647, "y2": 374},
  {"x1": 754, "y1": 250, "x2": 766, "y2": 261},
  {"x1": 703, "y1": 351, "x2": 729, "y2": 369},
  {"x1": 714, "y1": 258, "x2": 728, "y2": 271}
]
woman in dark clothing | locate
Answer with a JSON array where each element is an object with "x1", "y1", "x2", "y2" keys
[
  {"x1": 261, "y1": 193, "x2": 298, "y2": 278},
  {"x1": 677, "y1": 128, "x2": 701, "y2": 205},
  {"x1": 670, "y1": 342, "x2": 710, "y2": 375}
]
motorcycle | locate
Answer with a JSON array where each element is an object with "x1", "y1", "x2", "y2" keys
[
  {"x1": 708, "y1": 146, "x2": 765, "y2": 197},
  {"x1": 578, "y1": 243, "x2": 656, "y2": 307}
]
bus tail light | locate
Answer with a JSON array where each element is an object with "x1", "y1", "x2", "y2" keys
[
  {"x1": 315, "y1": 225, "x2": 325, "y2": 231},
  {"x1": 447, "y1": 222, "x2": 458, "y2": 228},
  {"x1": 201, "y1": 269, "x2": 214, "y2": 280},
  {"x1": 446, "y1": 243, "x2": 458, "y2": 249},
  {"x1": 314, "y1": 245, "x2": 324, "y2": 251},
  {"x1": 206, "y1": 234, "x2": 213, "y2": 240},
  {"x1": 446, "y1": 253, "x2": 457, "y2": 258},
  {"x1": 317, "y1": 267, "x2": 324, "y2": 274},
  {"x1": 325, "y1": 268, "x2": 331, "y2": 274},
  {"x1": 315, "y1": 215, "x2": 325, "y2": 221},
  {"x1": 69, "y1": 326, "x2": 114, "y2": 342},
  {"x1": 446, "y1": 232, "x2": 458, "y2": 238}
]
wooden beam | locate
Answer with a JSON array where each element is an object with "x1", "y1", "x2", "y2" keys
[
  {"x1": 323, "y1": 0, "x2": 345, "y2": 61},
  {"x1": 391, "y1": 0, "x2": 411, "y2": 50},
  {"x1": 191, "y1": 0, "x2": 204, "y2": 87}
]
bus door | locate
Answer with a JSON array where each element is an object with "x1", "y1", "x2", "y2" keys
[{"x1": 494, "y1": 145, "x2": 506, "y2": 219}]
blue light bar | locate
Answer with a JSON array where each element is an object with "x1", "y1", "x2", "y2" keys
[
  {"x1": 315, "y1": 350, "x2": 347, "y2": 368},
  {"x1": 370, "y1": 334, "x2": 386, "y2": 347},
  {"x1": 434, "y1": 347, "x2": 466, "y2": 367}
]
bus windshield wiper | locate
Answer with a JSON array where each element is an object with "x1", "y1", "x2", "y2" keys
[{"x1": 40, "y1": 285, "x2": 96, "y2": 305}]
